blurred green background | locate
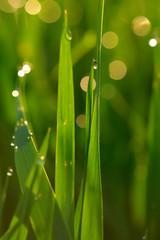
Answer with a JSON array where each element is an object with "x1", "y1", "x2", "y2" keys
[{"x1": 0, "y1": 0, "x2": 159, "y2": 239}]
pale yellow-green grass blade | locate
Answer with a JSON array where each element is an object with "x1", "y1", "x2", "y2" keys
[
  {"x1": 81, "y1": 97, "x2": 103, "y2": 240},
  {"x1": 146, "y1": 47, "x2": 160, "y2": 240},
  {"x1": 14, "y1": 96, "x2": 72, "y2": 240},
  {"x1": 55, "y1": 10, "x2": 75, "y2": 236},
  {"x1": 74, "y1": 61, "x2": 94, "y2": 240},
  {"x1": 1, "y1": 130, "x2": 50, "y2": 240}
]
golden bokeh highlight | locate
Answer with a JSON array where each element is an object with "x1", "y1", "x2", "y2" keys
[
  {"x1": 102, "y1": 32, "x2": 119, "y2": 49},
  {"x1": 132, "y1": 16, "x2": 151, "y2": 37},
  {"x1": 80, "y1": 76, "x2": 96, "y2": 92},
  {"x1": 8, "y1": 0, "x2": 25, "y2": 9},
  {"x1": 101, "y1": 83, "x2": 116, "y2": 100},
  {"x1": 149, "y1": 38, "x2": 158, "y2": 47},
  {"x1": 38, "y1": 0, "x2": 61, "y2": 23},
  {"x1": 0, "y1": 0, "x2": 16, "y2": 13},
  {"x1": 12, "y1": 90, "x2": 19, "y2": 97},
  {"x1": 25, "y1": 0, "x2": 41, "y2": 15},
  {"x1": 65, "y1": 1, "x2": 83, "y2": 25},
  {"x1": 109, "y1": 60, "x2": 127, "y2": 80},
  {"x1": 76, "y1": 115, "x2": 86, "y2": 128}
]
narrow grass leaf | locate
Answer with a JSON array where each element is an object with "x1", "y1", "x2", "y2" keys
[
  {"x1": 81, "y1": 98, "x2": 103, "y2": 240},
  {"x1": 146, "y1": 48, "x2": 160, "y2": 240},
  {"x1": 55, "y1": 10, "x2": 75, "y2": 236},
  {"x1": 74, "y1": 62, "x2": 94, "y2": 240},
  {"x1": 14, "y1": 96, "x2": 72, "y2": 240}
]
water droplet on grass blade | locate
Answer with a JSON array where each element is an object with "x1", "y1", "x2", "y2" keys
[
  {"x1": 65, "y1": 29, "x2": 72, "y2": 41},
  {"x1": 11, "y1": 143, "x2": 15, "y2": 147},
  {"x1": 7, "y1": 168, "x2": 13, "y2": 176},
  {"x1": 15, "y1": 146, "x2": 18, "y2": 152},
  {"x1": 92, "y1": 59, "x2": 97, "y2": 69}
]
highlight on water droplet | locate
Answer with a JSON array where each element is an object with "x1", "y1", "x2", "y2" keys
[
  {"x1": 10, "y1": 143, "x2": 15, "y2": 147},
  {"x1": 22, "y1": 62, "x2": 32, "y2": 74},
  {"x1": 149, "y1": 38, "x2": 158, "y2": 47},
  {"x1": 12, "y1": 90, "x2": 19, "y2": 97},
  {"x1": 7, "y1": 168, "x2": 13, "y2": 176},
  {"x1": 8, "y1": 0, "x2": 25, "y2": 9},
  {"x1": 92, "y1": 59, "x2": 97, "y2": 69},
  {"x1": 15, "y1": 146, "x2": 18, "y2": 151},
  {"x1": 38, "y1": 0, "x2": 61, "y2": 23},
  {"x1": 24, "y1": 120, "x2": 28, "y2": 125},
  {"x1": 102, "y1": 31, "x2": 119, "y2": 49},
  {"x1": 40, "y1": 156, "x2": 45, "y2": 160},
  {"x1": 101, "y1": 83, "x2": 116, "y2": 100},
  {"x1": 25, "y1": 0, "x2": 41, "y2": 15},
  {"x1": 132, "y1": 16, "x2": 151, "y2": 37},
  {"x1": 76, "y1": 114, "x2": 86, "y2": 128},
  {"x1": 65, "y1": 28, "x2": 72, "y2": 41},
  {"x1": 80, "y1": 76, "x2": 96, "y2": 92},
  {"x1": 18, "y1": 69, "x2": 25, "y2": 77},
  {"x1": 109, "y1": 60, "x2": 127, "y2": 80}
]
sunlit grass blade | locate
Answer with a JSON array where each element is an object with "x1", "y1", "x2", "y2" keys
[
  {"x1": 55, "y1": 10, "x2": 75, "y2": 236},
  {"x1": 1, "y1": 130, "x2": 50, "y2": 240},
  {"x1": 0, "y1": 172, "x2": 10, "y2": 235},
  {"x1": 146, "y1": 48, "x2": 160, "y2": 240},
  {"x1": 14, "y1": 96, "x2": 72, "y2": 240},
  {"x1": 74, "y1": 61, "x2": 94, "y2": 240},
  {"x1": 81, "y1": 97, "x2": 103, "y2": 240}
]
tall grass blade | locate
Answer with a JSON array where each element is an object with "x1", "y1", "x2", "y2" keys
[
  {"x1": 146, "y1": 48, "x2": 160, "y2": 240},
  {"x1": 14, "y1": 96, "x2": 72, "y2": 240},
  {"x1": 81, "y1": 97, "x2": 103, "y2": 240},
  {"x1": 55, "y1": 10, "x2": 75, "y2": 236},
  {"x1": 74, "y1": 62, "x2": 94, "y2": 240}
]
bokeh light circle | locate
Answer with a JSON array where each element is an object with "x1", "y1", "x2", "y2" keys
[
  {"x1": 109, "y1": 60, "x2": 127, "y2": 80},
  {"x1": 76, "y1": 115, "x2": 86, "y2": 128},
  {"x1": 102, "y1": 31, "x2": 119, "y2": 49},
  {"x1": 80, "y1": 76, "x2": 96, "y2": 92},
  {"x1": 132, "y1": 16, "x2": 151, "y2": 37},
  {"x1": 38, "y1": 0, "x2": 61, "y2": 23},
  {"x1": 25, "y1": 0, "x2": 41, "y2": 15}
]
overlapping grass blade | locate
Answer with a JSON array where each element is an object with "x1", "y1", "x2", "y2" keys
[
  {"x1": 1, "y1": 129, "x2": 50, "y2": 240},
  {"x1": 55, "y1": 10, "x2": 75, "y2": 236},
  {"x1": 14, "y1": 96, "x2": 72, "y2": 240},
  {"x1": 81, "y1": 97, "x2": 103, "y2": 240},
  {"x1": 146, "y1": 48, "x2": 160, "y2": 240},
  {"x1": 74, "y1": 62, "x2": 94, "y2": 240}
]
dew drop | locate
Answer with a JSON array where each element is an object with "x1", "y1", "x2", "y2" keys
[
  {"x1": 65, "y1": 29, "x2": 72, "y2": 41},
  {"x1": 15, "y1": 146, "x2": 18, "y2": 152},
  {"x1": 92, "y1": 59, "x2": 97, "y2": 69},
  {"x1": 40, "y1": 156, "x2": 45, "y2": 160},
  {"x1": 24, "y1": 120, "x2": 28, "y2": 125},
  {"x1": 11, "y1": 143, "x2": 15, "y2": 147},
  {"x1": 7, "y1": 168, "x2": 13, "y2": 176}
]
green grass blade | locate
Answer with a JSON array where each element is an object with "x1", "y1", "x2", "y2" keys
[
  {"x1": 74, "y1": 61, "x2": 94, "y2": 240},
  {"x1": 14, "y1": 97, "x2": 72, "y2": 240},
  {"x1": 1, "y1": 129, "x2": 50, "y2": 240},
  {"x1": 81, "y1": 97, "x2": 103, "y2": 240},
  {"x1": 146, "y1": 48, "x2": 160, "y2": 240},
  {"x1": 55, "y1": 10, "x2": 75, "y2": 236}
]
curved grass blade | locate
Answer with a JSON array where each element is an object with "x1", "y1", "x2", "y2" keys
[
  {"x1": 14, "y1": 97, "x2": 72, "y2": 240},
  {"x1": 1, "y1": 129, "x2": 50, "y2": 240},
  {"x1": 146, "y1": 47, "x2": 160, "y2": 240},
  {"x1": 74, "y1": 61, "x2": 94, "y2": 240},
  {"x1": 55, "y1": 10, "x2": 75, "y2": 236}
]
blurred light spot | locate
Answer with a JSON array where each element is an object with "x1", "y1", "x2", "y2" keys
[
  {"x1": 22, "y1": 63, "x2": 31, "y2": 73},
  {"x1": 38, "y1": 0, "x2": 61, "y2": 23},
  {"x1": 149, "y1": 38, "x2": 158, "y2": 47},
  {"x1": 102, "y1": 32, "x2": 119, "y2": 49},
  {"x1": 40, "y1": 156, "x2": 45, "y2": 160},
  {"x1": 18, "y1": 69, "x2": 25, "y2": 77},
  {"x1": 8, "y1": 0, "x2": 25, "y2": 9},
  {"x1": 0, "y1": 0, "x2": 16, "y2": 13},
  {"x1": 101, "y1": 83, "x2": 116, "y2": 100},
  {"x1": 76, "y1": 114, "x2": 86, "y2": 128},
  {"x1": 65, "y1": 1, "x2": 83, "y2": 25},
  {"x1": 80, "y1": 76, "x2": 96, "y2": 92},
  {"x1": 24, "y1": 120, "x2": 28, "y2": 125},
  {"x1": 12, "y1": 90, "x2": 19, "y2": 97},
  {"x1": 10, "y1": 143, "x2": 15, "y2": 147},
  {"x1": 25, "y1": 0, "x2": 41, "y2": 15},
  {"x1": 132, "y1": 16, "x2": 151, "y2": 37},
  {"x1": 17, "y1": 43, "x2": 33, "y2": 58},
  {"x1": 109, "y1": 60, "x2": 127, "y2": 80}
]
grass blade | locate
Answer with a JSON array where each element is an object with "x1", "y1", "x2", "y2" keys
[
  {"x1": 74, "y1": 61, "x2": 94, "y2": 240},
  {"x1": 81, "y1": 97, "x2": 103, "y2": 240},
  {"x1": 14, "y1": 96, "x2": 72, "y2": 240},
  {"x1": 55, "y1": 10, "x2": 75, "y2": 236},
  {"x1": 146, "y1": 48, "x2": 160, "y2": 239},
  {"x1": 1, "y1": 130, "x2": 50, "y2": 240}
]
